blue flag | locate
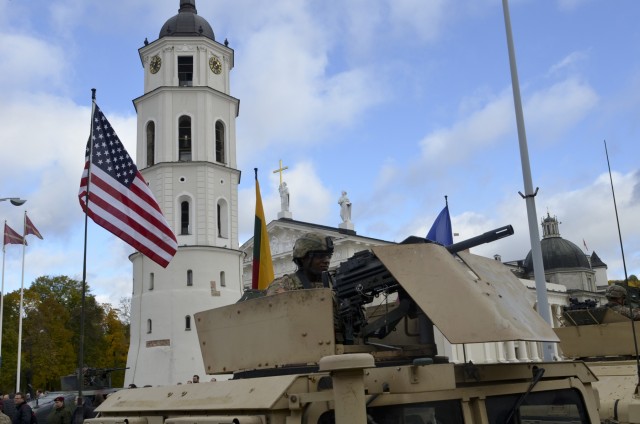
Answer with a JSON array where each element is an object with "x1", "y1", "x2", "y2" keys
[{"x1": 426, "y1": 205, "x2": 453, "y2": 246}]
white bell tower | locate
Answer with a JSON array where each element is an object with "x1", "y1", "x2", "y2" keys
[{"x1": 125, "y1": 0, "x2": 243, "y2": 386}]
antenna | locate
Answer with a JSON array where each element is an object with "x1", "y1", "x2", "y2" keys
[{"x1": 604, "y1": 139, "x2": 640, "y2": 394}]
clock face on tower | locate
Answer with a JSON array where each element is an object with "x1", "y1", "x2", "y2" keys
[
  {"x1": 209, "y1": 56, "x2": 222, "y2": 74},
  {"x1": 150, "y1": 55, "x2": 162, "y2": 74}
]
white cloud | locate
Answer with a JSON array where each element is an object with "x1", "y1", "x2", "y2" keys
[
  {"x1": 419, "y1": 76, "x2": 598, "y2": 165},
  {"x1": 419, "y1": 90, "x2": 513, "y2": 163},
  {"x1": 548, "y1": 51, "x2": 589, "y2": 77},
  {"x1": 238, "y1": 161, "x2": 334, "y2": 243},
  {"x1": 0, "y1": 34, "x2": 68, "y2": 94},
  {"x1": 525, "y1": 77, "x2": 598, "y2": 144},
  {"x1": 235, "y1": 26, "x2": 383, "y2": 158}
]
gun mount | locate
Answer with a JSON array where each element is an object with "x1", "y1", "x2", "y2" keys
[
  {"x1": 61, "y1": 367, "x2": 129, "y2": 391},
  {"x1": 333, "y1": 225, "x2": 515, "y2": 344},
  {"x1": 195, "y1": 224, "x2": 558, "y2": 375}
]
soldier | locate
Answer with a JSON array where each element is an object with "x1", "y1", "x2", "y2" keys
[
  {"x1": 47, "y1": 397, "x2": 71, "y2": 424},
  {"x1": 266, "y1": 232, "x2": 334, "y2": 295},
  {"x1": 605, "y1": 284, "x2": 640, "y2": 320}
]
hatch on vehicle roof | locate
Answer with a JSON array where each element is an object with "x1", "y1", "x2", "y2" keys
[{"x1": 371, "y1": 243, "x2": 559, "y2": 344}]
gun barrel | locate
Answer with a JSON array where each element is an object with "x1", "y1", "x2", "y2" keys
[{"x1": 446, "y1": 225, "x2": 514, "y2": 254}]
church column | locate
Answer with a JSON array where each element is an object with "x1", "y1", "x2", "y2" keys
[
  {"x1": 505, "y1": 341, "x2": 517, "y2": 362},
  {"x1": 528, "y1": 342, "x2": 541, "y2": 361},
  {"x1": 516, "y1": 340, "x2": 529, "y2": 362},
  {"x1": 495, "y1": 342, "x2": 507, "y2": 362},
  {"x1": 483, "y1": 342, "x2": 496, "y2": 363}
]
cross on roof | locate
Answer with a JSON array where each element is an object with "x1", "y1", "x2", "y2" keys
[{"x1": 272, "y1": 159, "x2": 289, "y2": 185}]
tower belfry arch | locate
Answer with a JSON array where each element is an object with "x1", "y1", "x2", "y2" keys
[{"x1": 125, "y1": 0, "x2": 243, "y2": 386}]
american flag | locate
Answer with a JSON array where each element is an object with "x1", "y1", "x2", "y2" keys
[{"x1": 78, "y1": 104, "x2": 177, "y2": 268}]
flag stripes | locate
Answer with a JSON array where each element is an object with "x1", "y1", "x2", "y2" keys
[
  {"x1": 251, "y1": 172, "x2": 274, "y2": 290},
  {"x1": 24, "y1": 214, "x2": 43, "y2": 239},
  {"x1": 3, "y1": 223, "x2": 24, "y2": 246},
  {"x1": 78, "y1": 104, "x2": 177, "y2": 268}
]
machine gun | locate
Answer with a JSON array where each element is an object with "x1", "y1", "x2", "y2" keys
[
  {"x1": 564, "y1": 297, "x2": 598, "y2": 311},
  {"x1": 332, "y1": 225, "x2": 514, "y2": 344},
  {"x1": 61, "y1": 366, "x2": 129, "y2": 391}
]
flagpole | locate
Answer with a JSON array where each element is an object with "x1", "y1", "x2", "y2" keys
[
  {"x1": 502, "y1": 0, "x2": 553, "y2": 361},
  {"x1": 16, "y1": 211, "x2": 27, "y2": 392},
  {"x1": 0, "y1": 222, "x2": 6, "y2": 368},
  {"x1": 78, "y1": 88, "x2": 97, "y2": 398}
]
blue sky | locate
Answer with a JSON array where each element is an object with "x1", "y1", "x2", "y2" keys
[{"x1": 0, "y1": 0, "x2": 638, "y2": 306}]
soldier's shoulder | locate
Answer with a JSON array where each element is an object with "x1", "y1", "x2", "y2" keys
[{"x1": 266, "y1": 273, "x2": 301, "y2": 295}]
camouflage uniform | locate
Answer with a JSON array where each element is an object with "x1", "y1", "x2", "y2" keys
[
  {"x1": 605, "y1": 284, "x2": 640, "y2": 320},
  {"x1": 266, "y1": 272, "x2": 325, "y2": 295},
  {"x1": 606, "y1": 302, "x2": 640, "y2": 320}
]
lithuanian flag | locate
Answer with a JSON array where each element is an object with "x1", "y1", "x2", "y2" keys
[{"x1": 252, "y1": 169, "x2": 274, "y2": 290}]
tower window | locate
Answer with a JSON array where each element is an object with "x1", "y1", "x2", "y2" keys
[
  {"x1": 147, "y1": 319, "x2": 152, "y2": 334},
  {"x1": 178, "y1": 56, "x2": 193, "y2": 86},
  {"x1": 181, "y1": 201, "x2": 190, "y2": 235},
  {"x1": 185, "y1": 315, "x2": 191, "y2": 331},
  {"x1": 217, "y1": 199, "x2": 229, "y2": 238},
  {"x1": 187, "y1": 269, "x2": 193, "y2": 286},
  {"x1": 178, "y1": 116, "x2": 192, "y2": 161},
  {"x1": 215, "y1": 120, "x2": 225, "y2": 163},
  {"x1": 220, "y1": 271, "x2": 226, "y2": 287},
  {"x1": 146, "y1": 121, "x2": 155, "y2": 167},
  {"x1": 149, "y1": 272, "x2": 154, "y2": 290}
]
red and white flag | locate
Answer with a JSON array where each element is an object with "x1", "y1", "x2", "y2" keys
[
  {"x1": 24, "y1": 213, "x2": 43, "y2": 240},
  {"x1": 78, "y1": 104, "x2": 177, "y2": 268},
  {"x1": 4, "y1": 223, "x2": 24, "y2": 246}
]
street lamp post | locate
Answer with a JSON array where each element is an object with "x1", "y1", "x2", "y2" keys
[
  {"x1": 0, "y1": 196, "x2": 27, "y2": 369},
  {"x1": 0, "y1": 198, "x2": 27, "y2": 206}
]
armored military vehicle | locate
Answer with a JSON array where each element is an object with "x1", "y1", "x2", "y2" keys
[
  {"x1": 556, "y1": 300, "x2": 640, "y2": 423},
  {"x1": 88, "y1": 227, "x2": 603, "y2": 424}
]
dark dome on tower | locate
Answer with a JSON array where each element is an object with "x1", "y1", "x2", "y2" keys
[
  {"x1": 159, "y1": 0, "x2": 215, "y2": 41},
  {"x1": 523, "y1": 213, "x2": 590, "y2": 274},
  {"x1": 523, "y1": 238, "x2": 591, "y2": 273}
]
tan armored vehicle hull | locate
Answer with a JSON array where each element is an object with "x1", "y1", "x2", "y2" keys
[
  {"x1": 91, "y1": 243, "x2": 605, "y2": 423},
  {"x1": 556, "y1": 308, "x2": 640, "y2": 423}
]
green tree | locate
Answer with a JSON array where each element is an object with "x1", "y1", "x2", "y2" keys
[
  {"x1": 98, "y1": 305, "x2": 130, "y2": 387},
  {"x1": 609, "y1": 274, "x2": 639, "y2": 288},
  {"x1": 0, "y1": 275, "x2": 130, "y2": 393}
]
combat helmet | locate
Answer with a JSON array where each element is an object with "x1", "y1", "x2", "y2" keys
[
  {"x1": 292, "y1": 232, "x2": 334, "y2": 259},
  {"x1": 605, "y1": 284, "x2": 627, "y2": 299}
]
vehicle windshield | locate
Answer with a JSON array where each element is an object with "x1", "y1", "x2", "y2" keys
[
  {"x1": 485, "y1": 388, "x2": 588, "y2": 424},
  {"x1": 367, "y1": 399, "x2": 464, "y2": 424},
  {"x1": 318, "y1": 388, "x2": 588, "y2": 424}
]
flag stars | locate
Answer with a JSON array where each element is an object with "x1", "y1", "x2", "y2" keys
[{"x1": 88, "y1": 108, "x2": 141, "y2": 189}]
